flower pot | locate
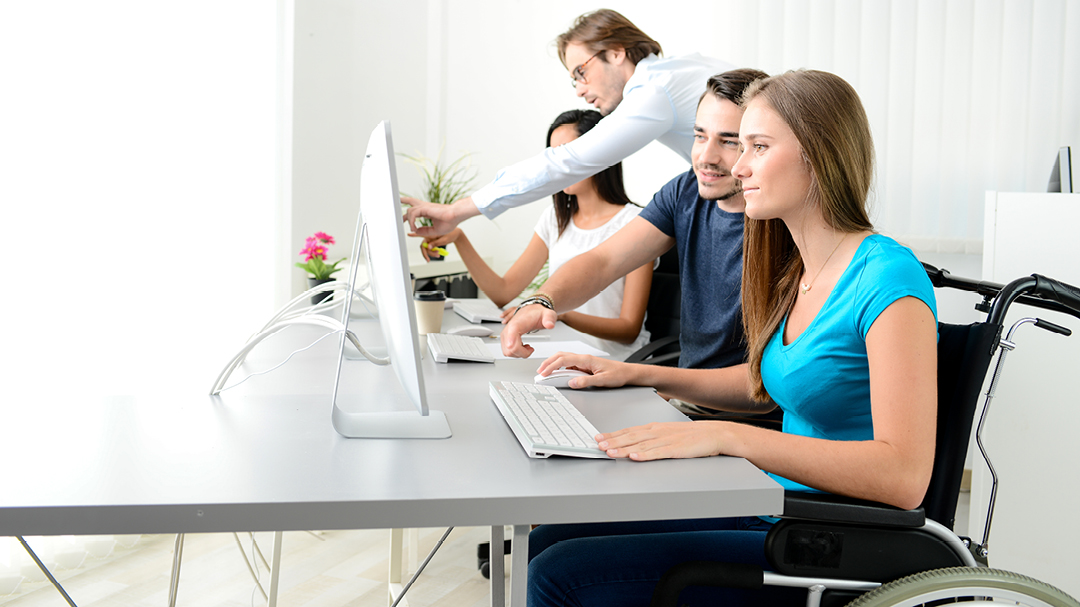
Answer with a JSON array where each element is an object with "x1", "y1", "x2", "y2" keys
[{"x1": 307, "y1": 277, "x2": 335, "y2": 305}]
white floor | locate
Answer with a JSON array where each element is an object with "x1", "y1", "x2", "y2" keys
[
  {"x1": 0, "y1": 527, "x2": 503, "y2": 607},
  {"x1": 1, "y1": 491, "x2": 974, "y2": 607}
]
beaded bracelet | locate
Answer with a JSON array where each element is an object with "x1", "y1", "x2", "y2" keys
[
  {"x1": 532, "y1": 292, "x2": 555, "y2": 310},
  {"x1": 517, "y1": 296, "x2": 554, "y2": 311}
]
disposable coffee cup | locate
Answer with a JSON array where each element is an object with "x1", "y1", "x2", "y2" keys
[{"x1": 413, "y1": 290, "x2": 446, "y2": 334}]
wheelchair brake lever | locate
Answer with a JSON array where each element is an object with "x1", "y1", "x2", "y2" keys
[{"x1": 1034, "y1": 318, "x2": 1071, "y2": 336}]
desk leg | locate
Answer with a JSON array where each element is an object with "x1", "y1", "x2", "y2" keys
[
  {"x1": 489, "y1": 526, "x2": 504, "y2": 606},
  {"x1": 168, "y1": 534, "x2": 184, "y2": 607},
  {"x1": 388, "y1": 529, "x2": 409, "y2": 607},
  {"x1": 509, "y1": 525, "x2": 528, "y2": 607},
  {"x1": 266, "y1": 531, "x2": 282, "y2": 607}
]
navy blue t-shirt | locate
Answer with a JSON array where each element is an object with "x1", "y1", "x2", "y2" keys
[{"x1": 639, "y1": 168, "x2": 746, "y2": 369}]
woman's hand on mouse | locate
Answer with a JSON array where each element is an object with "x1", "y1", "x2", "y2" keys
[{"x1": 536, "y1": 353, "x2": 636, "y2": 389}]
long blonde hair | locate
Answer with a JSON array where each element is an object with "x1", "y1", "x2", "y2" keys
[{"x1": 740, "y1": 70, "x2": 875, "y2": 402}]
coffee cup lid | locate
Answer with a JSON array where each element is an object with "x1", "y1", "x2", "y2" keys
[{"x1": 413, "y1": 290, "x2": 446, "y2": 301}]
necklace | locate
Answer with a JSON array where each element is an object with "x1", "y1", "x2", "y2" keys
[{"x1": 800, "y1": 234, "x2": 847, "y2": 295}]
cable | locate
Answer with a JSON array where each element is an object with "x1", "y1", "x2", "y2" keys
[
  {"x1": 210, "y1": 222, "x2": 388, "y2": 394},
  {"x1": 217, "y1": 328, "x2": 345, "y2": 392},
  {"x1": 390, "y1": 527, "x2": 455, "y2": 607}
]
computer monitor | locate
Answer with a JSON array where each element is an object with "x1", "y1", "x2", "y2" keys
[
  {"x1": 1048, "y1": 146, "x2": 1073, "y2": 193},
  {"x1": 330, "y1": 121, "x2": 452, "y2": 439}
]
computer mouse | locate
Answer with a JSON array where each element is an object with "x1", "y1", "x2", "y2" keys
[
  {"x1": 446, "y1": 324, "x2": 494, "y2": 337},
  {"x1": 534, "y1": 368, "x2": 590, "y2": 388}
]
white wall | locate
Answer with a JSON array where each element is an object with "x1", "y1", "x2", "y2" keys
[
  {"x1": 0, "y1": 2, "x2": 282, "y2": 399},
  {"x1": 977, "y1": 193, "x2": 1080, "y2": 598}
]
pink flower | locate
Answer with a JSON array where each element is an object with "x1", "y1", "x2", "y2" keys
[
  {"x1": 314, "y1": 232, "x2": 335, "y2": 245},
  {"x1": 304, "y1": 245, "x2": 327, "y2": 262}
]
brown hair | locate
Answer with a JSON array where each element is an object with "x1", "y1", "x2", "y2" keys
[
  {"x1": 739, "y1": 70, "x2": 875, "y2": 401},
  {"x1": 556, "y1": 9, "x2": 662, "y2": 67}
]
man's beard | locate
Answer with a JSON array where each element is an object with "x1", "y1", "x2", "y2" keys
[
  {"x1": 712, "y1": 184, "x2": 742, "y2": 201},
  {"x1": 695, "y1": 163, "x2": 741, "y2": 201}
]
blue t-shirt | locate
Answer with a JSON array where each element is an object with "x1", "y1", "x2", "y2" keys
[
  {"x1": 761, "y1": 234, "x2": 937, "y2": 492},
  {"x1": 639, "y1": 169, "x2": 746, "y2": 369}
]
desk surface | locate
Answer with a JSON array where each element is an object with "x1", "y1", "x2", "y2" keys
[{"x1": 0, "y1": 309, "x2": 781, "y2": 538}]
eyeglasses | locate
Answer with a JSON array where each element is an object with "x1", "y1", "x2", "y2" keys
[{"x1": 569, "y1": 51, "x2": 604, "y2": 88}]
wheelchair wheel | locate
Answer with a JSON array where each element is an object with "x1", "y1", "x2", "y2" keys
[{"x1": 845, "y1": 567, "x2": 1079, "y2": 607}]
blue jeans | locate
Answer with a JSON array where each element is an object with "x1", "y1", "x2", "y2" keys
[{"x1": 527, "y1": 517, "x2": 804, "y2": 607}]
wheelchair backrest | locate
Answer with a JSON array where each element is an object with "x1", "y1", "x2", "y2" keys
[{"x1": 923, "y1": 321, "x2": 1000, "y2": 529}]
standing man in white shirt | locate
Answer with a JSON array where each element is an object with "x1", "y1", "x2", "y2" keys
[{"x1": 403, "y1": 9, "x2": 732, "y2": 236}]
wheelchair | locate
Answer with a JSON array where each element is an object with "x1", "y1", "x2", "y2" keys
[{"x1": 650, "y1": 265, "x2": 1080, "y2": 607}]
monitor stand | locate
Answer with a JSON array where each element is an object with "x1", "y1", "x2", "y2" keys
[{"x1": 332, "y1": 406, "x2": 451, "y2": 439}]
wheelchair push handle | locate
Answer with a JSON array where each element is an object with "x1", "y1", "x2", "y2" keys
[
  {"x1": 987, "y1": 273, "x2": 1080, "y2": 326},
  {"x1": 1032, "y1": 274, "x2": 1080, "y2": 316}
]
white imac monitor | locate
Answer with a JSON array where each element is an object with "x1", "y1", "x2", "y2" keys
[{"x1": 330, "y1": 121, "x2": 451, "y2": 439}]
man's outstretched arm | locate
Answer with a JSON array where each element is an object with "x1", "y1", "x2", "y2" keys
[
  {"x1": 402, "y1": 196, "x2": 481, "y2": 237},
  {"x1": 501, "y1": 217, "x2": 674, "y2": 357}
]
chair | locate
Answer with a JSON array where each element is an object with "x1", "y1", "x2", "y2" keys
[
  {"x1": 650, "y1": 266, "x2": 1080, "y2": 607},
  {"x1": 625, "y1": 248, "x2": 681, "y2": 366}
]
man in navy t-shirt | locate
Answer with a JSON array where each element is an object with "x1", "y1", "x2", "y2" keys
[
  {"x1": 635, "y1": 167, "x2": 744, "y2": 369},
  {"x1": 503, "y1": 69, "x2": 766, "y2": 388}
]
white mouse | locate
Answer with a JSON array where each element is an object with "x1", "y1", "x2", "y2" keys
[
  {"x1": 534, "y1": 368, "x2": 590, "y2": 388},
  {"x1": 446, "y1": 325, "x2": 494, "y2": 337}
]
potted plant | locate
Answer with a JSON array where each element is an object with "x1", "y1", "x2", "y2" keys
[
  {"x1": 296, "y1": 232, "x2": 345, "y2": 304},
  {"x1": 401, "y1": 148, "x2": 477, "y2": 259}
]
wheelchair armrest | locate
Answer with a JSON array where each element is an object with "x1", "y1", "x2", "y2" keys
[
  {"x1": 624, "y1": 335, "x2": 680, "y2": 365},
  {"x1": 782, "y1": 492, "x2": 925, "y2": 528}
]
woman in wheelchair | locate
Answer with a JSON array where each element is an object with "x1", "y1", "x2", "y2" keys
[{"x1": 528, "y1": 69, "x2": 939, "y2": 606}]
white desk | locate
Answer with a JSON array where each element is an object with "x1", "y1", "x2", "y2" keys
[{"x1": 0, "y1": 308, "x2": 782, "y2": 606}]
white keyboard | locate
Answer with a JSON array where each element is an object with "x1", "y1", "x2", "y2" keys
[
  {"x1": 426, "y1": 332, "x2": 495, "y2": 363},
  {"x1": 489, "y1": 381, "x2": 611, "y2": 459},
  {"x1": 452, "y1": 299, "x2": 503, "y2": 323}
]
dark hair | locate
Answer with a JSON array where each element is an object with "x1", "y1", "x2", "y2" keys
[
  {"x1": 556, "y1": 9, "x2": 662, "y2": 67},
  {"x1": 546, "y1": 109, "x2": 634, "y2": 236},
  {"x1": 699, "y1": 68, "x2": 770, "y2": 106}
]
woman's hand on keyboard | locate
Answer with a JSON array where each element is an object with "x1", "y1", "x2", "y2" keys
[
  {"x1": 501, "y1": 304, "x2": 557, "y2": 357},
  {"x1": 595, "y1": 421, "x2": 726, "y2": 461},
  {"x1": 536, "y1": 353, "x2": 631, "y2": 389}
]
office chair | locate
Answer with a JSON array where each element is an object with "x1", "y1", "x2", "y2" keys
[
  {"x1": 650, "y1": 266, "x2": 1080, "y2": 607},
  {"x1": 625, "y1": 248, "x2": 681, "y2": 366}
]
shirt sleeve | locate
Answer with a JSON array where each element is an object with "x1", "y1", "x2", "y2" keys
[
  {"x1": 638, "y1": 174, "x2": 682, "y2": 237},
  {"x1": 853, "y1": 243, "x2": 938, "y2": 338},
  {"x1": 473, "y1": 83, "x2": 677, "y2": 219}
]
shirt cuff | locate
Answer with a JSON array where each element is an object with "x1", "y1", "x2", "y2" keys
[{"x1": 471, "y1": 183, "x2": 502, "y2": 219}]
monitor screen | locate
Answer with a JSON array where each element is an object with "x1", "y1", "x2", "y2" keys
[
  {"x1": 330, "y1": 121, "x2": 451, "y2": 439},
  {"x1": 1048, "y1": 146, "x2": 1073, "y2": 193}
]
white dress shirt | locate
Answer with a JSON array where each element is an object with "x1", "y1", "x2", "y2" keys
[{"x1": 471, "y1": 53, "x2": 734, "y2": 218}]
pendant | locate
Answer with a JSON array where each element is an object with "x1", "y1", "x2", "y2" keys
[{"x1": 800, "y1": 283, "x2": 812, "y2": 294}]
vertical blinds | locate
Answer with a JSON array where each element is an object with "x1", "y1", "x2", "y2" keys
[{"x1": 716, "y1": 0, "x2": 1079, "y2": 252}]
